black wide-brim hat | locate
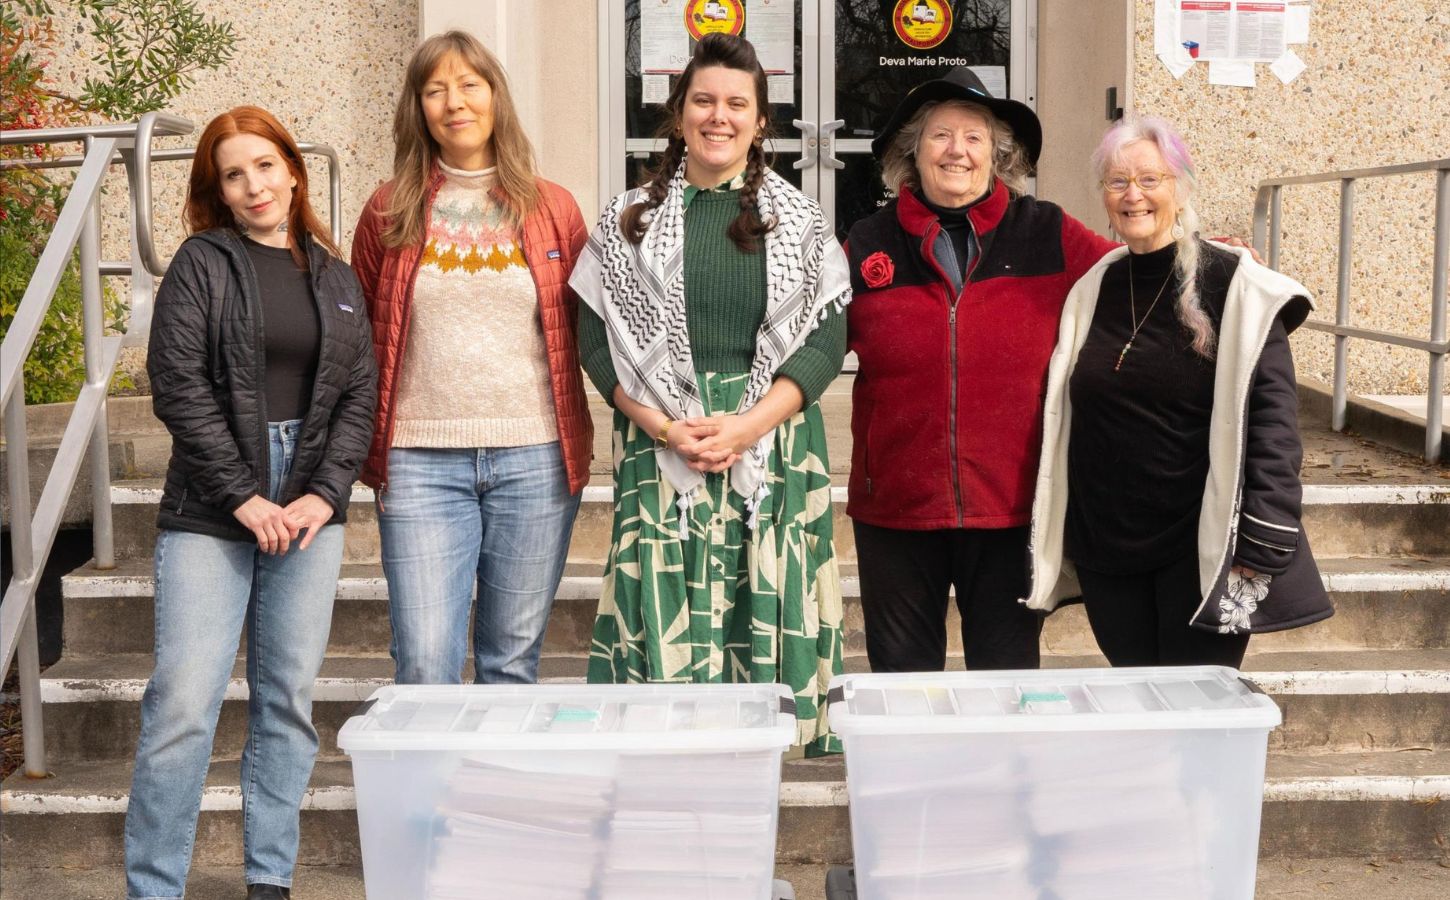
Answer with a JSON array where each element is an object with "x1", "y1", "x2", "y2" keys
[{"x1": 870, "y1": 66, "x2": 1043, "y2": 167}]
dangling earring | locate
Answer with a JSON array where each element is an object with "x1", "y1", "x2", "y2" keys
[
  {"x1": 1171, "y1": 215, "x2": 1185, "y2": 241},
  {"x1": 236, "y1": 219, "x2": 249, "y2": 236},
  {"x1": 276, "y1": 220, "x2": 288, "y2": 233}
]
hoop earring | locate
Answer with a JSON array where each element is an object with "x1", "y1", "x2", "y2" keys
[{"x1": 1171, "y1": 216, "x2": 1185, "y2": 241}]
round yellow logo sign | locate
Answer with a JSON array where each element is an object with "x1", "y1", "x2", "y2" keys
[
  {"x1": 892, "y1": 0, "x2": 954, "y2": 51},
  {"x1": 686, "y1": 0, "x2": 745, "y2": 40}
]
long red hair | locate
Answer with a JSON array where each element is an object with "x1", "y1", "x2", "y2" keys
[{"x1": 185, "y1": 105, "x2": 339, "y2": 268}]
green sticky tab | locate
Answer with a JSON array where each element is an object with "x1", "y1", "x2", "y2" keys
[
  {"x1": 1019, "y1": 691, "x2": 1068, "y2": 706},
  {"x1": 552, "y1": 708, "x2": 599, "y2": 723}
]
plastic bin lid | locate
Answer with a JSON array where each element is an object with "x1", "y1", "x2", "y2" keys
[
  {"x1": 827, "y1": 666, "x2": 1281, "y2": 735},
  {"x1": 336, "y1": 683, "x2": 798, "y2": 753}
]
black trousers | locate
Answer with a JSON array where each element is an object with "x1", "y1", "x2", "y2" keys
[
  {"x1": 1076, "y1": 553, "x2": 1251, "y2": 668},
  {"x1": 854, "y1": 521, "x2": 1043, "y2": 672}
]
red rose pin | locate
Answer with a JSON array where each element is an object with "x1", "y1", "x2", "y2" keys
[{"x1": 860, "y1": 251, "x2": 894, "y2": 289}]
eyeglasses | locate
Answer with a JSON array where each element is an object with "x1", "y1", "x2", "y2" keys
[{"x1": 1101, "y1": 172, "x2": 1174, "y2": 193}]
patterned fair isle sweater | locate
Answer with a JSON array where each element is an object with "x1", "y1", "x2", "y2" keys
[{"x1": 392, "y1": 162, "x2": 558, "y2": 448}]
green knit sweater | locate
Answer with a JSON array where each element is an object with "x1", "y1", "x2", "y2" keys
[{"x1": 578, "y1": 188, "x2": 846, "y2": 408}]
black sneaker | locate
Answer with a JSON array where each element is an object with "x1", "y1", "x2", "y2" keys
[{"x1": 246, "y1": 885, "x2": 291, "y2": 900}]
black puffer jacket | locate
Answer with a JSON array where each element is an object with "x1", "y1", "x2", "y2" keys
[{"x1": 147, "y1": 228, "x2": 377, "y2": 542}]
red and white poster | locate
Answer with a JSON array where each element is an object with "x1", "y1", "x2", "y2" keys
[{"x1": 1179, "y1": 1, "x2": 1286, "y2": 62}]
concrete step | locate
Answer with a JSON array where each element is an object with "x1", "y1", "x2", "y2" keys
[
  {"x1": 5, "y1": 749, "x2": 1447, "y2": 867},
  {"x1": 103, "y1": 480, "x2": 1450, "y2": 565},
  {"x1": 4, "y1": 859, "x2": 1450, "y2": 900},
  {"x1": 61, "y1": 555, "x2": 1450, "y2": 659},
  {"x1": 34, "y1": 650, "x2": 1450, "y2": 764}
]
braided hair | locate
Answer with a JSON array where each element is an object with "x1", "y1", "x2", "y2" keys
[{"x1": 620, "y1": 33, "x2": 775, "y2": 252}]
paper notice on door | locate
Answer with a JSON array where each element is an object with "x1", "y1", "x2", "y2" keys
[
  {"x1": 1269, "y1": 48, "x2": 1306, "y2": 83},
  {"x1": 1208, "y1": 59, "x2": 1256, "y2": 87},
  {"x1": 747, "y1": 0, "x2": 795, "y2": 74},
  {"x1": 642, "y1": 73, "x2": 671, "y2": 106},
  {"x1": 642, "y1": 0, "x2": 690, "y2": 73},
  {"x1": 1285, "y1": 4, "x2": 1311, "y2": 43},
  {"x1": 1234, "y1": 2, "x2": 1287, "y2": 61},
  {"x1": 767, "y1": 73, "x2": 793, "y2": 105},
  {"x1": 969, "y1": 66, "x2": 1007, "y2": 99}
]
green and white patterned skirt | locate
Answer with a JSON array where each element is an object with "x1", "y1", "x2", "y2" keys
[{"x1": 587, "y1": 371, "x2": 844, "y2": 755}]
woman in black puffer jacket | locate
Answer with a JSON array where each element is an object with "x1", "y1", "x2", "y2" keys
[{"x1": 124, "y1": 106, "x2": 375, "y2": 900}]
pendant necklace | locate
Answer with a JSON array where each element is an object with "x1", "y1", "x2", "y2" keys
[{"x1": 1115, "y1": 255, "x2": 1175, "y2": 372}]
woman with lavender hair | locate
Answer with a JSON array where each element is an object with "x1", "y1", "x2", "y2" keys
[{"x1": 1023, "y1": 116, "x2": 1332, "y2": 665}]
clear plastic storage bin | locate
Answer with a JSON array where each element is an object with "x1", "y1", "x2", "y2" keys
[
  {"x1": 337, "y1": 683, "x2": 797, "y2": 900},
  {"x1": 827, "y1": 666, "x2": 1281, "y2": 900}
]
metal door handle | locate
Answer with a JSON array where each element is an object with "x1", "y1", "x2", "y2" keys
[
  {"x1": 792, "y1": 118, "x2": 818, "y2": 170},
  {"x1": 819, "y1": 119, "x2": 846, "y2": 170}
]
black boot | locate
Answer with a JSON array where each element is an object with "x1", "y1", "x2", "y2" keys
[{"x1": 246, "y1": 885, "x2": 291, "y2": 899}]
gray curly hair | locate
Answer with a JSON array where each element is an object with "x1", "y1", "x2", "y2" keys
[{"x1": 879, "y1": 100, "x2": 1032, "y2": 198}]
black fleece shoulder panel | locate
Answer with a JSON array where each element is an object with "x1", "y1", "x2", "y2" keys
[
  {"x1": 971, "y1": 195, "x2": 1067, "y2": 281},
  {"x1": 845, "y1": 201, "x2": 938, "y2": 295}
]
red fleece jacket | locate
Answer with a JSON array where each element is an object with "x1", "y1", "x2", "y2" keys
[{"x1": 844, "y1": 182, "x2": 1117, "y2": 530}]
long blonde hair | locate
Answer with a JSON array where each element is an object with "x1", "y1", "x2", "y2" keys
[{"x1": 382, "y1": 30, "x2": 539, "y2": 248}]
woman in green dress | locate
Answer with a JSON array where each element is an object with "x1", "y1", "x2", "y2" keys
[{"x1": 570, "y1": 33, "x2": 850, "y2": 754}]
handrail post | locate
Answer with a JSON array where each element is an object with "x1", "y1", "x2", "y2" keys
[
  {"x1": 328, "y1": 152, "x2": 342, "y2": 246},
  {"x1": 80, "y1": 137, "x2": 115, "y2": 569},
  {"x1": 1332, "y1": 178, "x2": 1356, "y2": 432},
  {"x1": 1428, "y1": 166, "x2": 1448, "y2": 462},
  {"x1": 4, "y1": 374, "x2": 48, "y2": 777},
  {"x1": 1268, "y1": 185, "x2": 1282, "y2": 270}
]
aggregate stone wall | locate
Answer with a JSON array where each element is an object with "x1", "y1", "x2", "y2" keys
[
  {"x1": 39, "y1": 1, "x2": 416, "y2": 389},
  {"x1": 1130, "y1": 0, "x2": 1448, "y2": 395}
]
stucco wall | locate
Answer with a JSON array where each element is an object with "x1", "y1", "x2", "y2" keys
[
  {"x1": 38, "y1": 1, "x2": 415, "y2": 388},
  {"x1": 1130, "y1": 0, "x2": 1448, "y2": 395},
  {"x1": 44, "y1": 0, "x2": 415, "y2": 268}
]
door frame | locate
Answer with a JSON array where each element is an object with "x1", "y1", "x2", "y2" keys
[{"x1": 597, "y1": 0, "x2": 1038, "y2": 233}]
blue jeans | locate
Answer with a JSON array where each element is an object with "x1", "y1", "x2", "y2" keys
[
  {"x1": 378, "y1": 443, "x2": 579, "y2": 684},
  {"x1": 125, "y1": 420, "x2": 343, "y2": 899}
]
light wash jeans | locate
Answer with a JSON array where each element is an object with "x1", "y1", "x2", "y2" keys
[
  {"x1": 378, "y1": 443, "x2": 579, "y2": 684},
  {"x1": 125, "y1": 420, "x2": 343, "y2": 899}
]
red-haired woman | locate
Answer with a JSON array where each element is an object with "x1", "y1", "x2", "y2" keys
[{"x1": 124, "y1": 106, "x2": 376, "y2": 900}]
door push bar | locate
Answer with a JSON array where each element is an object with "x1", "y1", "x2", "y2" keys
[{"x1": 791, "y1": 119, "x2": 847, "y2": 171}]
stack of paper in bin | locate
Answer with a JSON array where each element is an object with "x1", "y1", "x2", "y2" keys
[
  {"x1": 1019, "y1": 738, "x2": 1208, "y2": 898},
  {"x1": 426, "y1": 758, "x2": 613, "y2": 900},
  {"x1": 599, "y1": 752, "x2": 777, "y2": 898}
]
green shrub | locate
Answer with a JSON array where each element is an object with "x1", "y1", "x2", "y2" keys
[{"x1": 1, "y1": 0, "x2": 233, "y2": 404}]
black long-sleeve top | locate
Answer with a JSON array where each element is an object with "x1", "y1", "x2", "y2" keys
[{"x1": 1065, "y1": 241, "x2": 1299, "y2": 576}]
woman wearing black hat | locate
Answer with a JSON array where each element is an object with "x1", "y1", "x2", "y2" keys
[{"x1": 843, "y1": 67, "x2": 1118, "y2": 673}]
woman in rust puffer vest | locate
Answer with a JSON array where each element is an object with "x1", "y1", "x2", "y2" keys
[{"x1": 351, "y1": 30, "x2": 591, "y2": 685}]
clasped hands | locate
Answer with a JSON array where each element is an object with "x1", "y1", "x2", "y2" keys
[
  {"x1": 662, "y1": 414, "x2": 761, "y2": 474},
  {"x1": 232, "y1": 492, "x2": 334, "y2": 554}
]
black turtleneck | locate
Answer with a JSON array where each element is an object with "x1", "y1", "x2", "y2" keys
[
  {"x1": 1064, "y1": 240, "x2": 1242, "y2": 573},
  {"x1": 920, "y1": 188, "x2": 989, "y2": 281}
]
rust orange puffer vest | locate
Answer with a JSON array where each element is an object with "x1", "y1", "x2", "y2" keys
[{"x1": 350, "y1": 169, "x2": 593, "y2": 494}]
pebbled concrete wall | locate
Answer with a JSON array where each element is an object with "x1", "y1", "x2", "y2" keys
[{"x1": 1129, "y1": 0, "x2": 1449, "y2": 396}]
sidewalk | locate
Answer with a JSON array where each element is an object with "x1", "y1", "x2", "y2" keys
[{"x1": 6, "y1": 859, "x2": 1446, "y2": 898}]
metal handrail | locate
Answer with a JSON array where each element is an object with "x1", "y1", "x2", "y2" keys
[
  {"x1": 1, "y1": 136, "x2": 345, "y2": 268},
  {"x1": 1252, "y1": 158, "x2": 1450, "y2": 462},
  {"x1": 0, "y1": 113, "x2": 344, "y2": 778}
]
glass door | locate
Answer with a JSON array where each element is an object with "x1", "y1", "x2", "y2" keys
[
  {"x1": 602, "y1": 1, "x2": 1035, "y2": 238},
  {"x1": 612, "y1": 0, "x2": 813, "y2": 199},
  {"x1": 824, "y1": 0, "x2": 1032, "y2": 238}
]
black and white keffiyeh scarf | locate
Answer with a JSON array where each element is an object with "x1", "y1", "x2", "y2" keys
[{"x1": 569, "y1": 163, "x2": 851, "y2": 537}]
